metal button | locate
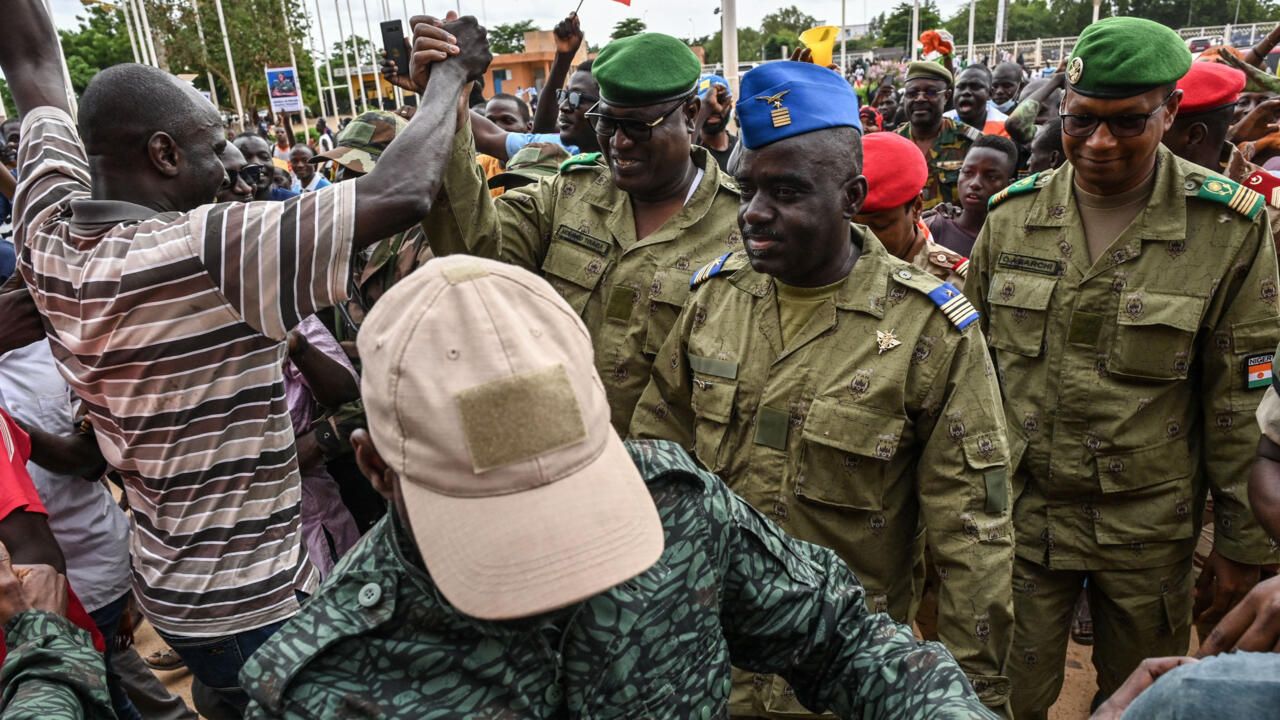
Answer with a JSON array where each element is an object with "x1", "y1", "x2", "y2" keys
[
  {"x1": 1184, "y1": 180, "x2": 1198, "y2": 191},
  {"x1": 357, "y1": 582, "x2": 382, "y2": 608},
  {"x1": 897, "y1": 269, "x2": 913, "y2": 280}
]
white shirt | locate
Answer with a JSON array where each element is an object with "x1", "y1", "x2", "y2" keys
[{"x1": 0, "y1": 342, "x2": 133, "y2": 613}]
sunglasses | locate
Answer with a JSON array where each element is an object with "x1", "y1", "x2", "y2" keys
[
  {"x1": 556, "y1": 89, "x2": 599, "y2": 111},
  {"x1": 1059, "y1": 92, "x2": 1174, "y2": 139},
  {"x1": 903, "y1": 88, "x2": 945, "y2": 100},
  {"x1": 585, "y1": 98, "x2": 689, "y2": 142},
  {"x1": 222, "y1": 163, "x2": 266, "y2": 190}
]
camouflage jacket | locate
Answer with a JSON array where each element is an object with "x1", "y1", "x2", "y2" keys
[
  {"x1": 629, "y1": 229, "x2": 1013, "y2": 713},
  {"x1": 423, "y1": 117, "x2": 742, "y2": 432},
  {"x1": 911, "y1": 221, "x2": 970, "y2": 290},
  {"x1": 333, "y1": 225, "x2": 432, "y2": 345},
  {"x1": 241, "y1": 440, "x2": 998, "y2": 719},
  {"x1": 966, "y1": 146, "x2": 1280, "y2": 570},
  {"x1": 0, "y1": 611, "x2": 114, "y2": 719},
  {"x1": 894, "y1": 118, "x2": 983, "y2": 209}
]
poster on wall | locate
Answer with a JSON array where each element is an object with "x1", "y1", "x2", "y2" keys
[{"x1": 265, "y1": 66, "x2": 303, "y2": 113}]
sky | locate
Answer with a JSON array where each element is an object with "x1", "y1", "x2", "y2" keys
[{"x1": 38, "y1": 0, "x2": 979, "y2": 63}]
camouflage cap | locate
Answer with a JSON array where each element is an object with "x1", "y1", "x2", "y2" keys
[
  {"x1": 311, "y1": 110, "x2": 409, "y2": 172},
  {"x1": 488, "y1": 142, "x2": 571, "y2": 190}
]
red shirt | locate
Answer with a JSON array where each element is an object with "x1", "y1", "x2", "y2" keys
[{"x1": 0, "y1": 408, "x2": 104, "y2": 655}]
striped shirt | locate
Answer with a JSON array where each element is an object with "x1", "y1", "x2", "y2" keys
[{"x1": 14, "y1": 107, "x2": 356, "y2": 637}]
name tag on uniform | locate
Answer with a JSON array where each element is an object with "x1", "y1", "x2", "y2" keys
[
  {"x1": 997, "y1": 252, "x2": 1061, "y2": 277},
  {"x1": 555, "y1": 225, "x2": 609, "y2": 256}
]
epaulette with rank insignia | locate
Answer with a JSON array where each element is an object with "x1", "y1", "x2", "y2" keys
[
  {"x1": 988, "y1": 171, "x2": 1049, "y2": 210},
  {"x1": 1193, "y1": 175, "x2": 1266, "y2": 220},
  {"x1": 559, "y1": 152, "x2": 604, "y2": 172},
  {"x1": 690, "y1": 251, "x2": 742, "y2": 289},
  {"x1": 891, "y1": 267, "x2": 980, "y2": 331},
  {"x1": 1244, "y1": 168, "x2": 1280, "y2": 208}
]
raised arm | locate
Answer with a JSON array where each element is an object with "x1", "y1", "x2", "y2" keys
[
  {"x1": 532, "y1": 13, "x2": 585, "y2": 134},
  {"x1": 350, "y1": 14, "x2": 491, "y2": 247},
  {"x1": 0, "y1": 0, "x2": 72, "y2": 116},
  {"x1": 1005, "y1": 71, "x2": 1064, "y2": 146},
  {"x1": 1245, "y1": 25, "x2": 1280, "y2": 69}
]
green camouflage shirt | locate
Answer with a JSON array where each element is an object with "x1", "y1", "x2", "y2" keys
[
  {"x1": 966, "y1": 146, "x2": 1280, "y2": 571},
  {"x1": 0, "y1": 611, "x2": 114, "y2": 719},
  {"x1": 894, "y1": 118, "x2": 983, "y2": 209},
  {"x1": 241, "y1": 440, "x2": 997, "y2": 719},
  {"x1": 629, "y1": 229, "x2": 1013, "y2": 713},
  {"x1": 423, "y1": 119, "x2": 743, "y2": 432}
]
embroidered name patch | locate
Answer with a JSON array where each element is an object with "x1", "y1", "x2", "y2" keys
[{"x1": 997, "y1": 252, "x2": 1061, "y2": 277}]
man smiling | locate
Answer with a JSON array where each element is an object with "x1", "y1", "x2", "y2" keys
[{"x1": 895, "y1": 62, "x2": 982, "y2": 209}]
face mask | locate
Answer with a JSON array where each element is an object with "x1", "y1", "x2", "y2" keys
[{"x1": 994, "y1": 98, "x2": 1016, "y2": 113}]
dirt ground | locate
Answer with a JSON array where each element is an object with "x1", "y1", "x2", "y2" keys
[{"x1": 139, "y1": 620, "x2": 1115, "y2": 718}]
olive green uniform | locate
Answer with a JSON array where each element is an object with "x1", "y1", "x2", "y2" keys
[
  {"x1": 894, "y1": 118, "x2": 983, "y2": 210},
  {"x1": 423, "y1": 117, "x2": 742, "y2": 432},
  {"x1": 630, "y1": 228, "x2": 1015, "y2": 715},
  {"x1": 966, "y1": 147, "x2": 1280, "y2": 717}
]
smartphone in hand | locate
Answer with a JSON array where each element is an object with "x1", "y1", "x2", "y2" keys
[{"x1": 381, "y1": 19, "x2": 407, "y2": 76}]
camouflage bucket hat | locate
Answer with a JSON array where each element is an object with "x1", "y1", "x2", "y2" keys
[
  {"x1": 488, "y1": 142, "x2": 571, "y2": 190},
  {"x1": 311, "y1": 110, "x2": 409, "y2": 172}
]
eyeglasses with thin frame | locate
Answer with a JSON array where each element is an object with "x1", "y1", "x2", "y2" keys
[
  {"x1": 585, "y1": 97, "x2": 689, "y2": 142},
  {"x1": 221, "y1": 163, "x2": 265, "y2": 190},
  {"x1": 556, "y1": 88, "x2": 599, "y2": 111},
  {"x1": 903, "y1": 88, "x2": 944, "y2": 100},
  {"x1": 1059, "y1": 92, "x2": 1175, "y2": 139}
]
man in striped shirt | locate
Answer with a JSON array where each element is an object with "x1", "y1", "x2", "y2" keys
[{"x1": 0, "y1": 0, "x2": 490, "y2": 709}]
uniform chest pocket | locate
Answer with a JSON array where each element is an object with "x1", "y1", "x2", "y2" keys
[
  {"x1": 1108, "y1": 290, "x2": 1204, "y2": 382},
  {"x1": 795, "y1": 398, "x2": 906, "y2": 512},
  {"x1": 986, "y1": 272, "x2": 1057, "y2": 357},
  {"x1": 541, "y1": 239, "x2": 607, "y2": 314},
  {"x1": 689, "y1": 359, "x2": 738, "y2": 472},
  {"x1": 643, "y1": 267, "x2": 693, "y2": 355}
]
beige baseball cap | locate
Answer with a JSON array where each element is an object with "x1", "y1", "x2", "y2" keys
[{"x1": 357, "y1": 255, "x2": 664, "y2": 620}]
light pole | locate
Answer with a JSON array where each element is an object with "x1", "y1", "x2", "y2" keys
[
  {"x1": 190, "y1": 0, "x2": 220, "y2": 110},
  {"x1": 994, "y1": 0, "x2": 1007, "y2": 45},
  {"x1": 840, "y1": 0, "x2": 847, "y2": 73},
  {"x1": 722, "y1": 0, "x2": 738, "y2": 96},
  {"x1": 132, "y1": 0, "x2": 160, "y2": 68},
  {"x1": 1092, "y1": 0, "x2": 1102, "y2": 23},
  {"x1": 212, "y1": 0, "x2": 245, "y2": 131},
  {"x1": 910, "y1": 0, "x2": 919, "y2": 60}
]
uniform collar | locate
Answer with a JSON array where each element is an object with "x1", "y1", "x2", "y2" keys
[
  {"x1": 1025, "y1": 145, "x2": 1187, "y2": 242},
  {"x1": 67, "y1": 198, "x2": 165, "y2": 229}
]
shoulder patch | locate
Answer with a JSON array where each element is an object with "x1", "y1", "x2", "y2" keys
[
  {"x1": 559, "y1": 152, "x2": 604, "y2": 172},
  {"x1": 690, "y1": 251, "x2": 741, "y2": 289},
  {"x1": 1193, "y1": 175, "x2": 1265, "y2": 220},
  {"x1": 960, "y1": 123, "x2": 984, "y2": 142},
  {"x1": 988, "y1": 171, "x2": 1046, "y2": 210},
  {"x1": 891, "y1": 267, "x2": 980, "y2": 331}
]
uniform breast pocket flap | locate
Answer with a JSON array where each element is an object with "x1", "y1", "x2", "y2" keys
[
  {"x1": 796, "y1": 398, "x2": 905, "y2": 512},
  {"x1": 689, "y1": 366, "x2": 737, "y2": 470},
  {"x1": 1108, "y1": 291, "x2": 1204, "y2": 381},
  {"x1": 542, "y1": 239, "x2": 607, "y2": 312},
  {"x1": 643, "y1": 268, "x2": 694, "y2": 354},
  {"x1": 986, "y1": 272, "x2": 1057, "y2": 357},
  {"x1": 1092, "y1": 440, "x2": 1196, "y2": 544}
]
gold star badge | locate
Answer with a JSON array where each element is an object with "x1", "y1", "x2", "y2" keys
[{"x1": 876, "y1": 329, "x2": 902, "y2": 355}]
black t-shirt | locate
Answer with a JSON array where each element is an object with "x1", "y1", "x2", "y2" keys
[
  {"x1": 925, "y1": 215, "x2": 980, "y2": 257},
  {"x1": 705, "y1": 134, "x2": 739, "y2": 173}
]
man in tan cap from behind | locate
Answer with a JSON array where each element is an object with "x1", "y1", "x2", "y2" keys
[{"x1": 237, "y1": 255, "x2": 997, "y2": 718}]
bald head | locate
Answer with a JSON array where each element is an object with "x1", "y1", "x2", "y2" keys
[{"x1": 79, "y1": 63, "x2": 220, "y2": 161}]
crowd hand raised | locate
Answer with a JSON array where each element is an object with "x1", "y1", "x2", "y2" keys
[
  {"x1": 380, "y1": 50, "x2": 420, "y2": 94},
  {"x1": 1231, "y1": 97, "x2": 1280, "y2": 144},
  {"x1": 1198, "y1": 574, "x2": 1280, "y2": 655},
  {"x1": 553, "y1": 12, "x2": 584, "y2": 56},
  {"x1": 0, "y1": 539, "x2": 68, "y2": 626},
  {"x1": 405, "y1": 13, "x2": 460, "y2": 94},
  {"x1": 1089, "y1": 656, "x2": 1197, "y2": 720}
]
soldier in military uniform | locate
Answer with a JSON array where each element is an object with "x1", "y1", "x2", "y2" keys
[
  {"x1": 239, "y1": 255, "x2": 999, "y2": 719},
  {"x1": 854, "y1": 131, "x2": 970, "y2": 289},
  {"x1": 410, "y1": 27, "x2": 742, "y2": 432},
  {"x1": 630, "y1": 61, "x2": 1014, "y2": 716},
  {"x1": 895, "y1": 62, "x2": 984, "y2": 210},
  {"x1": 964, "y1": 18, "x2": 1280, "y2": 718}
]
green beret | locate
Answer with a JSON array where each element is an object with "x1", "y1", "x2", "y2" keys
[
  {"x1": 1067, "y1": 17, "x2": 1191, "y2": 98},
  {"x1": 905, "y1": 61, "x2": 953, "y2": 86},
  {"x1": 592, "y1": 33, "x2": 700, "y2": 107}
]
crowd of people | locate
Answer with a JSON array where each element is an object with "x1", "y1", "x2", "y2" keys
[{"x1": 3, "y1": 1, "x2": 1280, "y2": 717}]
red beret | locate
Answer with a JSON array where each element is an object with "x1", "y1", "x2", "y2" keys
[
  {"x1": 1177, "y1": 62, "x2": 1245, "y2": 114},
  {"x1": 861, "y1": 132, "x2": 927, "y2": 213}
]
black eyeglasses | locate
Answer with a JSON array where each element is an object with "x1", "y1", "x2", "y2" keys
[
  {"x1": 585, "y1": 98, "x2": 689, "y2": 142},
  {"x1": 1059, "y1": 92, "x2": 1175, "y2": 138},
  {"x1": 556, "y1": 89, "x2": 599, "y2": 111},
  {"x1": 903, "y1": 88, "x2": 944, "y2": 100},
  {"x1": 222, "y1": 163, "x2": 265, "y2": 190}
]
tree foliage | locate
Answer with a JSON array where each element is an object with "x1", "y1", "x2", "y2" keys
[
  {"x1": 612, "y1": 18, "x2": 647, "y2": 40},
  {"x1": 490, "y1": 20, "x2": 537, "y2": 54},
  {"x1": 58, "y1": 5, "x2": 134, "y2": 95}
]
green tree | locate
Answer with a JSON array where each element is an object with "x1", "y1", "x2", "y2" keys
[
  {"x1": 760, "y1": 6, "x2": 818, "y2": 38},
  {"x1": 328, "y1": 36, "x2": 375, "y2": 67},
  {"x1": 880, "y1": 1, "x2": 943, "y2": 52},
  {"x1": 612, "y1": 18, "x2": 647, "y2": 40},
  {"x1": 0, "y1": 80, "x2": 15, "y2": 118},
  {"x1": 490, "y1": 20, "x2": 537, "y2": 54},
  {"x1": 58, "y1": 5, "x2": 135, "y2": 95}
]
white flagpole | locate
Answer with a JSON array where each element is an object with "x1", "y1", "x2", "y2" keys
[
  {"x1": 722, "y1": 0, "x2": 738, "y2": 96},
  {"x1": 341, "y1": 0, "x2": 369, "y2": 111},
  {"x1": 279, "y1": 0, "x2": 309, "y2": 135},
  {"x1": 118, "y1": 0, "x2": 141, "y2": 64},
  {"x1": 212, "y1": 0, "x2": 245, "y2": 131},
  {"x1": 316, "y1": 0, "x2": 344, "y2": 119},
  {"x1": 361, "y1": 0, "x2": 389, "y2": 108},
  {"x1": 191, "y1": 0, "x2": 220, "y2": 110},
  {"x1": 133, "y1": 0, "x2": 160, "y2": 68},
  {"x1": 304, "y1": 3, "x2": 333, "y2": 126}
]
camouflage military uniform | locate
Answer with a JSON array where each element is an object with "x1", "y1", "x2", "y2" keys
[
  {"x1": 894, "y1": 118, "x2": 983, "y2": 210},
  {"x1": 966, "y1": 146, "x2": 1280, "y2": 717},
  {"x1": 423, "y1": 118, "x2": 742, "y2": 432},
  {"x1": 0, "y1": 611, "x2": 114, "y2": 718},
  {"x1": 629, "y1": 228, "x2": 1014, "y2": 715},
  {"x1": 333, "y1": 226, "x2": 432, "y2": 344},
  {"x1": 240, "y1": 440, "x2": 998, "y2": 719},
  {"x1": 911, "y1": 222, "x2": 970, "y2": 290}
]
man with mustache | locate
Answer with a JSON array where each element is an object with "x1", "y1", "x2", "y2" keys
[
  {"x1": 631, "y1": 60, "x2": 1014, "y2": 718},
  {"x1": 965, "y1": 17, "x2": 1280, "y2": 718},
  {"x1": 417, "y1": 29, "x2": 742, "y2": 433},
  {"x1": 894, "y1": 62, "x2": 983, "y2": 210}
]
